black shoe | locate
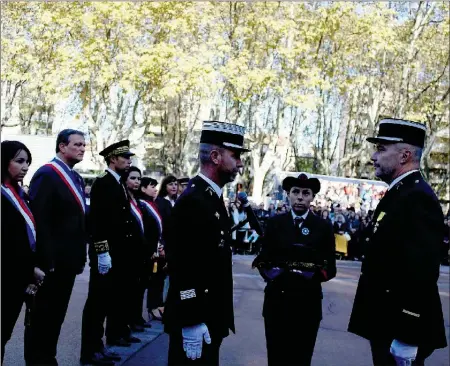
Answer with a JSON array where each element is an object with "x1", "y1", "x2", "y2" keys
[
  {"x1": 124, "y1": 335, "x2": 141, "y2": 343},
  {"x1": 130, "y1": 324, "x2": 145, "y2": 332},
  {"x1": 101, "y1": 349, "x2": 122, "y2": 362},
  {"x1": 106, "y1": 338, "x2": 131, "y2": 347},
  {"x1": 80, "y1": 352, "x2": 115, "y2": 365}
]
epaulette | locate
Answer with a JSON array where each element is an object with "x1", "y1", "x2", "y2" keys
[{"x1": 205, "y1": 186, "x2": 215, "y2": 197}]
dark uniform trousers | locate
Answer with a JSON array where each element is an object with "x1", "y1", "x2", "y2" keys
[{"x1": 24, "y1": 270, "x2": 77, "y2": 365}]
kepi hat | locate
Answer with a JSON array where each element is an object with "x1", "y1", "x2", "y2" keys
[
  {"x1": 200, "y1": 121, "x2": 250, "y2": 152},
  {"x1": 367, "y1": 118, "x2": 427, "y2": 148},
  {"x1": 99, "y1": 140, "x2": 135, "y2": 158}
]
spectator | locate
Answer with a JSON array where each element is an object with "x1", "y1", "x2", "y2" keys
[{"x1": 321, "y1": 209, "x2": 332, "y2": 225}]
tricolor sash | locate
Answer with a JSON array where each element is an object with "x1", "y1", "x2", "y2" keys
[
  {"x1": 45, "y1": 159, "x2": 86, "y2": 214},
  {"x1": 140, "y1": 199, "x2": 163, "y2": 239},
  {"x1": 130, "y1": 199, "x2": 145, "y2": 235},
  {"x1": 1, "y1": 184, "x2": 36, "y2": 251}
]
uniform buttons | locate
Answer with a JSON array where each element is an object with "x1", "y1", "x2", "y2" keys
[
  {"x1": 281, "y1": 290, "x2": 285, "y2": 294},
  {"x1": 205, "y1": 289, "x2": 209, "y2": 294},
  {"x1": 386, "y1": 290, "x2": 390, "y2": 293},
  {"x1": 221, "y1": 231, "x2": 224, "y2": 235},
  {"x1": 366, "y1": 238, "x2": 370, "y2": 242}
]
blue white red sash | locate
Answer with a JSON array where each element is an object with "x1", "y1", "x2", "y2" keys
[
  {"x1": 1, "y1": 184, "x2": 36, "y2": 251},
  {"x1": 140, "y1": 199, "x2": 163, "y2": 239},
  {"x1": 45, "y1": 159, "x2": 86, "y2": 214},
  {"x1": 130, "y1": 199, "x2": 145, "y2": 235}
]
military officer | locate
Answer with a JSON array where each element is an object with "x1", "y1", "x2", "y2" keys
[
  {"x1": 348, "y1": 118, "x2": 447, "y2": 365},
  {"x1": 253, "y1": 173, "x2": 336, "y2": 366},
  {"x1": 164, "y1": 121, "x2": 250, "y2": 365},
  {"x1": 80, "y1": 140, "x2": 141, "y2": 365}
]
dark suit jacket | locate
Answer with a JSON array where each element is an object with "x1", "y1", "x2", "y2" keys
[
  {"x1": 29, "y1": 164, "x2": 87, "y2": 273},
  {"x1": 348, "y1": 171, "x2": 447, "y2": 349},
  {"x1": 164, "y1": 176, "x2": 234, "y2": 339},
  {"x1": 1, "y1": 190, "x2": 36, "y2": 289},
  {"x1": 89, "y1": 171, "x2": 145, "y2": 270},
  {"x1": 256, "y1": 211, "x2": 336, "y2": 320}
]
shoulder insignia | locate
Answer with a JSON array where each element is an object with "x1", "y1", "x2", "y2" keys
[
  {"x1": 206, "y1": 186, "x2": 214, "y2": 196},
  {"x1": 98, "y1": 171, "x2": 107, "y2": 178}
]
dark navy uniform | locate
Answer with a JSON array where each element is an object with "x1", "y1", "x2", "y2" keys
[
  {"x1": 348, "y1": 171, "x2": 447, "y2": 360},
  {"x1": 255, "y1": 210, "x2": 336, "y2": 366},
  {"x1": 81, "y1": 168, "x2": 144, "y2": 358},
  {"x1": 164, "y1": 175, "x2": 235, "y2": 365}
]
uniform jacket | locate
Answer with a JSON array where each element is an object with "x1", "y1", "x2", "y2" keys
[
  {"x1": 256, "y1": 211, "x2": 336, "y2": 320},
  {"x1": 29, "y1": 163, "x2": 87, "y2": 273},
  {"x1": 1, "y1": 188, "x2": 36, "y2": 288},
  {"x1": 348, "y1": 171, "x2": 447, "y2": 349},
  {"x1": 164, "y1": 176, "x2": 235, "y2": 338},
  {"x1": 88, "y1": 171, "x2": 145, "y2": 270}
]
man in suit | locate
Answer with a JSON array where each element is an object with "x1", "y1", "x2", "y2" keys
[
  {"x1": 80, "y1": 140, "x2": 141, "y2": 365},
  {"x1": 164, "y1": 121, "x2": 250, "y2": 365},
  {"x1": 25, "y1": 129, "x2": 88, "y2": 365},
  {"x1": 253, "y1": 173, "x2": 336, "y2": 366},
  {"x1": 348, "y1": 118, "x2": 447, "y2": 365}
]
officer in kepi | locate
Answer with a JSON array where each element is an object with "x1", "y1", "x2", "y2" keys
[
  {"x1": 253, "y1": 173, "x2": 336, "y2": 366},
  {"x1": 164, "y1": 121, "x2": 250, "y2": 366},
  {"x1": 348, "y1": 118, "x2": 447, "y2": 366}
]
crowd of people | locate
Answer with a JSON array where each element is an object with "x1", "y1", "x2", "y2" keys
[{"x1": 2, "y1": 118, "x2": 449, "y2": 366}]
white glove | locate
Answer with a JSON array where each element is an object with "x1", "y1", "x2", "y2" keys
[
  {"x1": 182, "y1": 323, "x2": 211, "y2": 360},
  {"x1": 98, "y1": 252, "x2": 112, "y2": 275},
  {"x1": 390, "y1": 339, "x2": 418, "y2": 365}
]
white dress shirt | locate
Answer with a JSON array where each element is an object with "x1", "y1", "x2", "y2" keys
[
  {"x1": 198, "y1": 173, "x2": 222, "y2": 197},
  {"x1": 388, "y1": 170, "x2": 419, "y2": 191},
  {"x1": 291, "y1": 209, "x2": 309, "y2": 228}
]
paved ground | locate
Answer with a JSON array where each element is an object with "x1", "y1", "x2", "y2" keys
[
  {"x1": 4, "y1": 257, "x2": 449, "y2": 366},
  {"x1": 123, "y1": 256, "x2": 450, "y2": 366}
]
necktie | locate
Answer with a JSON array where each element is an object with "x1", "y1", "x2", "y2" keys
[{"x1": 294, "y1": 217, "x2": 304, "y2": 238}]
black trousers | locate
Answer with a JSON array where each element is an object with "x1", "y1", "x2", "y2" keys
[
  {"x1": 81, "y1": 265, "x2": 133, "y2": 358},
  {"x1": 370, "y1": 339, "x2": 435, "y2": 366},
  {"x1": 1, "y1": 282, "x2": 27, "y2": 362},
  {"x1": 168, "y1": 332, "x2": 223, "y2": 366},
  {"x1": 264, "y1": 316, "x2": 321, "y2": 366},
  {"x1": 24, "y1": 270, "x2": 76, "y2": 365},
  {"x1": 147, "y1": 268, "x2": 166, "y2": 311}
]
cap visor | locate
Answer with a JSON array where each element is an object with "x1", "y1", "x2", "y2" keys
[
  {"x1": 366, "y1": 137, "x2": 398, "y2": 145},
  {"x1": 122, "y1": 152, "x2": 135, "y2": 157}
]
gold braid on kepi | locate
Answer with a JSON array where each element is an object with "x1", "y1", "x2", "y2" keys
[
  {"x1": 94, "y1": 240, "x2": 109, "y2": 253},
  {"x1": 99, "y1": 140, "x2": 135, "y2": 158}
]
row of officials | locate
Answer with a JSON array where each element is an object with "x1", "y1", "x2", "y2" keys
[{"x1": 2, "y1": 118, "x2": 448, "y2": 366}]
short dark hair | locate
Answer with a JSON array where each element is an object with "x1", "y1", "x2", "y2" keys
[
  {"x1": 55, "y1": 129, "x2": 85, "y2": 153},
  {"x1": 157, "y1": 175, "x2": 178, "y2": 198},
  {"x1": 141, "y1": 177, "x2": 158, "y2": 189},
  {"x1": 1, "y1": 140, "x2": 32, "y2": 183}
]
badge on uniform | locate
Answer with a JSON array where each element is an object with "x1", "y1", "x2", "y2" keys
[
  {"x1": 302, "y1": 227, "x2": 310, "y2": 235},
  {"x1": 215, "y1": 212, "x2": 220, "y2": 219},
  {"x1": 376, "y1": 211, "x2": 386, "y2": 222}
]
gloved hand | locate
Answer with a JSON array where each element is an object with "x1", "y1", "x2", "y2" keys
[
  {"x1": 263, "y1": 267, "x2": 284, "y2": 280},
  {"x1": 237, "y1": 192, "x2": 250, "y2": 207},
  {"x1": 182, "y1": 323, "x2": 211, "y2": 360},
  {"x1": 390, "y1": 339, "x2": 418, "y2": 366},
  {"x1": 98, "y1": 252, "x2": 112, "y2": 275}
]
